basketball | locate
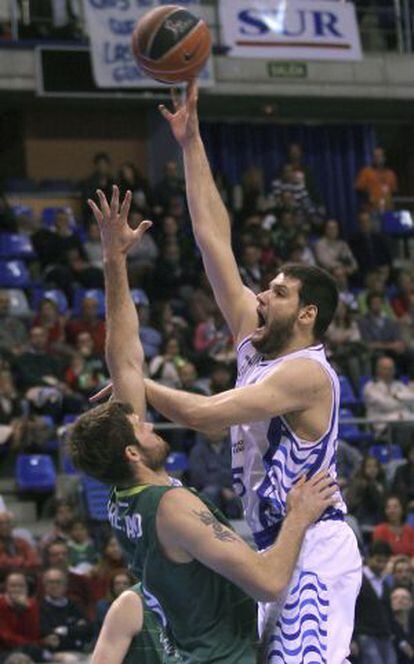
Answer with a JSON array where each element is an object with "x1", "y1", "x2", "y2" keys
[{"x1": 132, "y1": 5, "x2": 212, "y2": 84}]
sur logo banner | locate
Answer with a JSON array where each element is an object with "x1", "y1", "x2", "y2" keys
[
  {"x1": 83, "y1": 0, "x2": 215, "y2": 88},
  {"x1": 219, "y1": 0, "x2": 362, "y2": 61}
]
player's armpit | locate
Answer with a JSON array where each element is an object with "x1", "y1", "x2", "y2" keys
[
  {"x1": 156, "y1": 488, "x2": 285, "y2": 602},
  {"x1": 91, "y1": 591, "x2": 143, "y2": 664}
]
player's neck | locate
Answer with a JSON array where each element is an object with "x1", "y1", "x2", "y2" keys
[
  {"x1": 264, "y1": 335, "x2": 316, "y2": 360},
  {"x1": 133, "y1": 467, "x2": 171, "y2": 487}
]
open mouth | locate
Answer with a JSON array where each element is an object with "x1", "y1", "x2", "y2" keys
[{"x1": 256, "y1": 309, "x2": 266, "y2": 331}]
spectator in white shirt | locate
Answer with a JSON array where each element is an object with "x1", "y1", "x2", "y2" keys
[{"x1": 314, "y1": 219, "x2": 358, "y2": 276}]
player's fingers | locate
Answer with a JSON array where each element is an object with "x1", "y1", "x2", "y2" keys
[
  {"x1": 89, "y1": 382, "x2": 113, "y2": 402},
  {"x1": 310, "y1": 470, "x2": 331, "y2": 486},
  {"x1": 314, "y1": 475, "x2": 336, "y2": 493},
  {"x1": 295, "y1": 476, "x2": 306, "y2": 487},
  {"x1": 188, "y1": 79, "x2": 199, "y2": 107},
  {"x1": 135, "y1": 220, "x2": 153, "y2": 239},
  {"x1": 171, "y1": 87, "x2": 181, "y2": 110},
  {"x1": 159, "y1": 104, "x2": 173, "y2": 121},
  {"x1": 120, "y1": 190, "x2": 132, "y2": 221},
  {"x1": 110, "y1": 184, "x2": 120, "y2": 217},
  {"x1": 87, "y1": 199, "x2": 103, "y2": 224},
  {"x1": 97, "y1": 189, "x2": 111, "y2": 218}
]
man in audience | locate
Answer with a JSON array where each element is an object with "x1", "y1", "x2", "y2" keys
[
  {"x1": 238, "y1": 243, "x2": 263, "y2": 294},
  {"x1": 358, "y1": 293, "x2": 406, "y2": 364},
  {"x1": 0, "y1": 511, "x2": 39, "y2": 577},
  {"x1": 0, "y1": 572, "x2": 43, "y2": 661},
  {"x1": 350, "y1": 210, "x2": 392, "y2": 284},
  {"x1": 40, "y1": 500, "x2": 75, "y2": 550},
  {"x1": 188, "y1": 429, "x2": 241, "y2": 518},
  {"x1": 392, "y1": 447, "x2": 414, "y2": 507},
  {"x1": 13, "y1": 326, "x2": 62, "y2": 393},
  {"x1": 387, "y1": 556, "x2": 414, "y2": 598},
  {"x1": 0, "y1": 290, "x2": 28, "y2": 359},
  {"x1": 40, "y1": 568, "x2": 92, "y2": 655},
  {"x1": 355, "y1": 146, "x2": 398, "y2": 213},
  {"x1": 66, "y1": 297, "x2": 105, "y2": 356},
  {"x1": 314, "y1": 218, "x2": 358, "y2": 276},
  {"x1": 354, "y1": 540, "x2": 397, "y2": 663},
  {"x1": 363, "y1": 355, "x2": 414, "y2": 447},
  {"x1": 154, "y1": 160, "x2": 185, "y2": 211},
  {"x1": 81, "y1": 153, "x2": 114, "y2": 222},
  {"x1": 390, "y1": 586, "x2": 414, "y2": 663},
  {"x1": 43, "y1": 541, "x2": 92, "y2": 617}
]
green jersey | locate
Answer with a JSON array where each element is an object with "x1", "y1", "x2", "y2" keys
[
  {"x1": 108, "y1": 484, "x2": 257, "y2": 663},
  {"x1": 123, "y1": 583, "x2": 182, "y2": 664}
]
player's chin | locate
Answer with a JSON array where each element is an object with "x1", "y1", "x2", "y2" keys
[{"x1": 251, "y1": 326, "x2": 267, "y2": 348}]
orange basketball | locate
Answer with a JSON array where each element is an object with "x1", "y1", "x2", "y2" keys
[{"x1": 132, "y1": 5, "x2": 212, "y2": 84}]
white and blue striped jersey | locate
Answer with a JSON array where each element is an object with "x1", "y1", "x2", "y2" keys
[{"x1": 231, "y1": 337, "x2": 346, "y2": 550}]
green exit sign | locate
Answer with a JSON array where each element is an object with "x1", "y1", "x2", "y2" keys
[{"x1": 267, "y1": 62, "x2": 308, "y2": 79}]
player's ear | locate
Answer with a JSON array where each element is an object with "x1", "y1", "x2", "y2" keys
[
  {"x1": 125, "y1": 445, "x2": 142, "y2": 463},
  {"x1": 299, "y1": 304, "x2": 317, "y2": 327}
]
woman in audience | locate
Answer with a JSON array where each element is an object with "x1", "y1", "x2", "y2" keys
[
  {"x1": 94, "y1": 570, "x2": 135, "y2": 639},
  {"x1": 326, "y1": 299, "x2": 368, "y2": 392},
  {"x1": 89, "y1": 535, "x2": 126, "y2": 605},
  {"x1": 149, "y1": 336, "x2": 186, "y2": 389},
  {"x1": 32, "y1": 298, "x2": 68, "y2": 355},
  {"x1": 346, "y1": 455, "x2": 387, "y2": 527},
  {"x1": 390, "y1": 586, "x2": 414, "y2": 663},
  {"x1": 117, "y1": 162, "x2": 152, "y2": 212},
  {"x1": 373, "y1": 495, "x2": 414, "y2": 556},
  {"x1": 392, "y1": 270, "x2": 414, "y2": 318},
  {"x1": 314, "y1": 218, "x2": 358, "y2": 276}
]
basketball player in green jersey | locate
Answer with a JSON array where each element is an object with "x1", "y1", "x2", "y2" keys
[
  {"x1": 93, "y1": 583, "x2": 183, "y2": 663},
  {"x1": 69, "y1": 185, "x2": 337, "y2": 663}
]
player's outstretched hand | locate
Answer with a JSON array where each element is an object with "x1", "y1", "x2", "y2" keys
[
  {"x1": 287, "y1": 471, "x2": 338, "y2": 525},
  {"x1": 88, "y1": 185, "x2": 152, "y2": 259},
  {"x1": 159, "y1": 80, "x2": 199, "y2": 148}
]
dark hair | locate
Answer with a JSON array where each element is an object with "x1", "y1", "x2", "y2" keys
[
  {"x1": 277, "y1": 263, "x2": 339, "y2": 339},
  {"x1": 109, "y1": 570, "x2": 135, "y2": 600},
  {"x1": 359, "y1": 454, "x2": 385, "y2": 482},
  {"x1": 69, "y1": 401, "x2": 137, "y2": 484},
  {"x1": 384, "y1": 494, "x2": 406, "y2": 523},
  {"x1": 368, "y1": 540, "x2": 393, "y2": 558}
]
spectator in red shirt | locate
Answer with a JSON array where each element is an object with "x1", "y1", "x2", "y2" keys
[
  {"x1": 0, "y1": 572, "x2": 43, "y2": 661},
  {"x1": 42, "y1": 540, "x2": 93, "y2": 618},
  {"x1": 0, "y1": 511, "x2": 39, "y2": 577},
  {"x1": 391, "y1": 270, "x2": 414, "y2": 319},
  {"x1": 373, "y1": 495, "x2": 414, "y2": 557},
  {"x1": 65, "y1": 296, "x2": 105, "y2": 356}
]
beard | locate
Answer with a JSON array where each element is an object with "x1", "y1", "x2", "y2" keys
[
  {"x1": 251, "y1": 312, "x2": 297, "y2": 357},
  {"x1": 139, "y1": 434, "x2": 171, "y2": 472}
]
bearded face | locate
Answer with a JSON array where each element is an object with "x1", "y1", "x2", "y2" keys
[{"x1": 251, "y1": 308, "x2": 298, "y2": 357}]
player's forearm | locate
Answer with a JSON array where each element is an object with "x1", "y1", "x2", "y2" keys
[
  {"x1": 260, "y1": 511, "x2": 308, "y2": 594},
  {"x1": 183, "y1": 136, "x2": 232, "y2": 246},
  {"x1": 145, "y1": 378, "x2": 206, "y2": 428},
  {"x1": 103, "y1": 255, "x2": 144, "y2": 374}
]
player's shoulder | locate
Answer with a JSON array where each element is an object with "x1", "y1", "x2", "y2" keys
[
  {"x1": 107, "y1": 589, "x2": 144, "y2": 632},
  {"x1": 267, "y1": 356, "x2": 332, "y2": 391},
  {"x1": 158, "y1": 487, "x2": 201, "y2": 519}
]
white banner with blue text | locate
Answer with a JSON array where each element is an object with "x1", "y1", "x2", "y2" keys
[
  {"x1": 83, "y1": 0, "x2": 214, "y2": 88},
  {"x1": 219, "y1": 0, "x2": 362, "y2": 61}
]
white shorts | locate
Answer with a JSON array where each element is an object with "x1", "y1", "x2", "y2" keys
[{"x1": 258, "y1": 520, "x2": 362, "y2": 664}]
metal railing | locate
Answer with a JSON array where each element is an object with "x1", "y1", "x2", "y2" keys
[{"x1": 2, "y1": 0, "x2": 414, "y2": 55}]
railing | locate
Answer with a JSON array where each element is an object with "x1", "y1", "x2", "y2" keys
[{"x1": 2, "y1": 0, "x2": 414, "y2": 55}]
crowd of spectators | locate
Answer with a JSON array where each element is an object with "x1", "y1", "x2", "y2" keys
[{"x1": 0, "y1": 144, "x2": 413, "y2": 661}]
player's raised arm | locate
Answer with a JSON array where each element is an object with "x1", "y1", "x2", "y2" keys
[
  {"x1": 92, "y1": 590, "x2": 143, "y2": 664},
  {"x1": 159, "y1": 82, "x2": 258, "y2": 343},
  {"x1": 158, "y1": 472, "x2": 336, "y2": 602},
  {"x1": 88, "y1": 186, "x2": 152, "y2": 417}
]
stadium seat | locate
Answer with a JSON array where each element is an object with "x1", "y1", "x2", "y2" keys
[
  {"x1": 165, "y1": 452, "x2": 188, "y2": 473},
  {"x1": 15, "y1": 454, "x2": 56, "y2": 492},
  {"x1": 338, "y1": 375, "x2": 360, "y2": 408},
  {"x1": 10, "y1": 205, "x2": 33, "y2": 221},
  {"x1": 4, "y1": 178, "x2": 37, "y2": 193},
  {"x1": 0, "y1": 233, "x2": 35, "y2": 259},
  {"x1": 42, "y1": 206, "x2": 76, "y2": 228},
  {"x1": 131, "y1": 289, "x2": 150, "y2": 307},
  {"x1": 73, "y1": 288, "x2": 105, "y2": 317},
  {"x1": 81, "y1": 475, "x2": 110, "y2": 521},
  {"x1": 31, "y1": 287, "x2": 69, "y2": 314},
  {"x1": 0, "y1": 260, "x2": 31, "y2": 288},
  {"x1": 338, "y1": 408, "x2": 374, "y2": 445},
  {"x1": 7, "y1": 289, "x2": 31, "y2": 317},
  {"x1": 369, "y1": 444, "x2": 404, "y2": 464},
  {"x1": 39, "y1": 179, "x2": 77, "y2": 193}
]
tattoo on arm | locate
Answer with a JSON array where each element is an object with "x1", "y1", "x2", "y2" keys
[{"x1": 192, "y1": 509, "x2": 239, "y2": 543}]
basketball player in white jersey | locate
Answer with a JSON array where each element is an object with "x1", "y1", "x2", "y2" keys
[{"x1": 93, "y1": 84, "x2": 362, "y2": 662}]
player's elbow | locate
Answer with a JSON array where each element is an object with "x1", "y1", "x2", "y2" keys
[{"x1": 253, "y1": 579, "x2": 286, "y2": 602}]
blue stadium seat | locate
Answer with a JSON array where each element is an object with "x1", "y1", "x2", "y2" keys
[
  {"x1": 81, "y1": 475, "x2": 110, "y2": 521},
  {"x1": 7, "y1": 289, "x2": 31, "y2": 317},
  {"x1": 73, "y1": 288, "x2": 105, "y2": 317},
  {"x1": 338, "y1": 408, "x2": 374, "y2": 445},
  {"x1": 338, "y1": 375, "x2": 359, "y2": 408},
  {"x1": 165, "y1": 452, "x2": 188, "y2": 473},
  {"x1": 131, "y1": 289, "x2": 149, "y2": 307},
  {"x1": 4, "y1": 178, "x2": 37, "y2": 193},
  {"x1": 0, "y1": 260, "x2": 31, "y2": 288},
  {"x1": 369, "y1": 444, "x2": 404, "y2": 464},
  {"x1": 63, "y1": 414, "x2": 77, "y2": 425},
  {"x1": 42, "y1": 206, "x2": 76, "y2": 229},
  {"x1": 382, "y1": 211, "x2": 414, "y2": 236},
  {"x1": 0, "y1": 233, "x2": 34, "y2": 260},
  {"x1": 10, "y1": 205, "x2": 33, "y2": 221},
  {"x1": 31, "y1": 288, "x2": 69, "y2": 314},
  {"x1": 16, "y1": 454, "x2": 56, "y2": 492}
]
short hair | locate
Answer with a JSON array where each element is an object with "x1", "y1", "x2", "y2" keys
[
  {"x1": 94, "y1": 152, "x2": 110, "y2": 165},
  {"x1": 43, "y1": 567, "x2": 68, "y2": 582},
  {"x1": 276, "y1": 263, "x2": 338, "y2": 339},
  {"x1": 392, "y1": 555, "x2": 410, "y2": 572},
  {"x1": 69, "y1": 401, "x2": 137, "y2": 484},
  {"x1": 368, "y1": 540, "x2": 393, "y2": 558}
]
